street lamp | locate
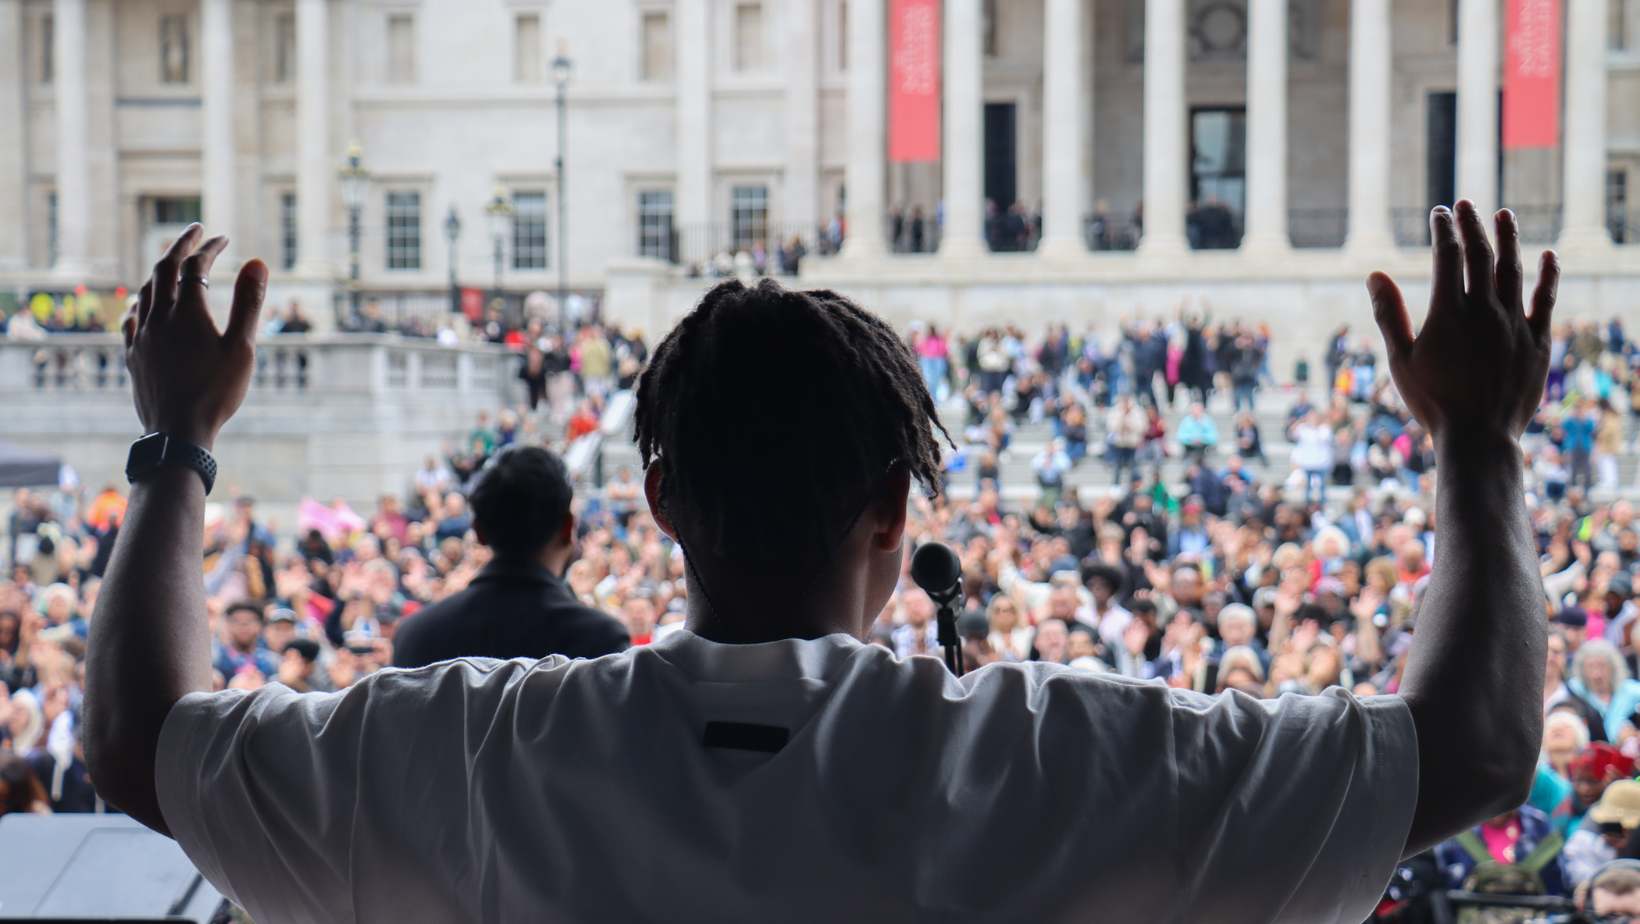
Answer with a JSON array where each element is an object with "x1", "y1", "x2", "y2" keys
[
  {"x1": 551, "y1": 45, "x2": 573, "y2": 335},
  {"x1": 338, "y1": 143, "x2": 369, "y2": 324},
  {"x1": 484, "y1": 186, "x2": 514, "y2": 322},
  {"x1": 443, "y1": 206, "x2": 462, "y2": 316}
]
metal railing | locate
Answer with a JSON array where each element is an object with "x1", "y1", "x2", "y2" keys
[
  {"x1": 1391, "y1": 207, "x2": 1435, "y2": 247},
  {"x1": 983, "y1": 211, "x2": 1042, "y2": 252},
  {"x1": 1186, "y1": 205, "x2": 1243, "y2": 250},
  {"x1": 887, "y1": 213, "x2": 942, "y2": 254},
  {"x1": 1612, "y1": 210, "x2": 1639, "y2": 245},
  {"x1": 1509, "y1": 204, "x2": 1562, "y2": 244},
  {"x1": 1082, "y1": 213, "x2": 1142, "y2": 252},
  {"x1": 1390, "y1": 202, "x2": 1580, "y2": 246},
  {"x1": 1080, "y1": 209, "x2": 1246, "y2": 252},
  {"x1": 650, "y1": 206, "x2": 1640, "y2": 266},
  {"x1": 666, "y1": 222, "x2": 826, "y2": 274}
]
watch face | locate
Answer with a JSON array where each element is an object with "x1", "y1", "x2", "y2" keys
[{"x1": 126, "y1": 433, "x2": 169, "y2": 479}]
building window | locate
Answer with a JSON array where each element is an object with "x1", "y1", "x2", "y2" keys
[
  {"x1": 733, "y1": 3, "x2": 764, "y2": 72},
  {"x1": 837, "y1": 1, "x2": 848, "y2": 70},
  {"x1": 273, "y1": 12, "x2": 296, "y2": 83},
  {"x1": 160, "y1": 14, "x2": 191, "y2": 84},
  {"x1": 38, "y1": 14, "x2": 53, "y2": 84},
  {"x1": 982, "y1": 0, "x2": 998, "y2": 56},
  {"x1": 47, "y1": 192, "x2": 58, "y2": 267},
  {"x1": 385, "y1": 190, "x2": 422, "y2": 270},
  {"x1": 152, "y1": 196, "x2": 203, "y2": 226},
  {"x1": 730, "y1": 184, "x2": 768, "y2": 249},
  {"x1": 640, "y1": 11, "x2": 673, "y2": 82},
  {"x1": 387, "y1": 13, "x2": 417, "y2": 84},
  {"x1": 515, "y1": 13, "x2": 543, "y2": 83},
  {"x1": 637, "y1": 189, "x2": 674, "y2": 259},
  {"x1": 512, "y1": 191, "x2": 548, "y2": 270},
  {"x1": 280, "y1": 192, "x2": 298, "y2": 270}
]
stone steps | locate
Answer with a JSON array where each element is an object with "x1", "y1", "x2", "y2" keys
[{"x1": 576, "y1": 386, "x2": 1640, "y2": 504}]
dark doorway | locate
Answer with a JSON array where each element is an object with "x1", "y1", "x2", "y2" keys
[
  {"x1": 983, "y1": 101, "x2": 1023, "y2": 251},
  {"x1": 983, "y1": 102, "x2": 1017, "y2": 213},
  {"x1": 1427, "y1": 91, "x2": 1457, "y2": 209},
  {"x1": 1188, "y1": 106, "x2": 1245, "y2": 249}
]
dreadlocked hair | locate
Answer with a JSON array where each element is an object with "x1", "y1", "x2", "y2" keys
[{"x1": 635, "y1": 278, "x2": 954, "y2": 575}]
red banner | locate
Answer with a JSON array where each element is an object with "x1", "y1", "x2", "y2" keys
[
  {"x1": 1503, "y1": 0, "x2": 1561, "y2": 149},
  {"x1": 889, "y1": 0, "x2": 941, "y2": 163},
  {"x1": 461, "y1": 287, "x2": 485, "y2": 322}
]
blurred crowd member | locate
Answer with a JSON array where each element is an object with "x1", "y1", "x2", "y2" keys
[{"x1": 393, "y1": 446, "x2": 627, "y2": 668}]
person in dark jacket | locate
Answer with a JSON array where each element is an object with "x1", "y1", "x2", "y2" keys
[
  {"x1": 392, "y1": 446, "x2": 628, "y2": 668},
  {"x1": 1181, "y1": 316, "x2": 1214, "y2": 405}
]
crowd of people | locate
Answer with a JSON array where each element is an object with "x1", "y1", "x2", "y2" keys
[
  {"x1": 878, "y1": 196, "x2": 1242, "y2": 254},
  {"x1": 3, "y1": 303, "x2": 1640, "y2": 918},
  {"x1": 688, "y1": 236, "x2": 811, "y2": 280},
  {"x1": 0, "y1": 289, "x2": 614, "y2": 346}
]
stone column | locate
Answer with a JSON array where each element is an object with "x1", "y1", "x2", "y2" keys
[
  {"x1": 675, "y1": 0, "x2": 713, "y2": 250},
  {"x1": 1344, "y1": 0, "x2": 1394, "y2": 254},
  {"x1": 1558, "y1": 0, "x2": 1613, "y2": 252},
  {"x1": 783, "y1": 0, "x2": 820, "y2": 240},
  {"x1": 940, "y1": 0, "x2": 984, "y2": 258},
  {"x1": 52, "y1": 0, "x2": 91, "y2": 279},
  {"x1": 201, "y1": 0, "x2": 236, "y2": 250},
  {"x1": 1038, "y1": 0, "x2": 1087, "y2": 259},
  {"x1": 293, "y1": 0, "x2": 332, "y2": 277},
  {"x1": 1456, "y1": 0, "x2": 1499, "y2": 217},
  {"x1": 840, "y1": 0, "x2": 887, "y2": 259},
  {"x1": 1242, "y1": 0, "x2": 1290, "y2": 253},
  {"x1": 0, "y1": 1, "x2": 25, "y2": 270},
  {"x1": 1138, "y1": 0, "x2": 1188, "y2": 256}
]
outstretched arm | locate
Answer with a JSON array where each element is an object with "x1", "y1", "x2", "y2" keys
[
  {"x1": 84, "y1": 224, "x2": 267, "y2": 835},
  {"x1": 1368, "y1": 201, "x2": 1556, "y2": 855}
]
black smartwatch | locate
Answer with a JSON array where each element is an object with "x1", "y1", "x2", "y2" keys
[{"x1": 125, "y1": 432, "x2": 217, "y2": 495}]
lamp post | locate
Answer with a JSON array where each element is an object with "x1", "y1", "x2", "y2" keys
[
  {"x1": 443, "y1": 206, "x2": 462, "y2": 316},
  {"x1": 338, "y1": 143, "x2": 369, "y2": 325},
  {"x1": 484, "y1": 186, "x2": 514, "y2": 323},
  {"x1": 551, "y1": 46, "x2": 573, "y2": 335}
]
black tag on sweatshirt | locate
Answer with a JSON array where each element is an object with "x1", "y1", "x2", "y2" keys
[{"x1": 702, "y1": 721, "x2": 789, "y2": 754}]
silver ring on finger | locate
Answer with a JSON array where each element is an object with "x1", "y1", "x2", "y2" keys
[{"x1": 182, "y1": 274, "x2": 210, "y2": 289}]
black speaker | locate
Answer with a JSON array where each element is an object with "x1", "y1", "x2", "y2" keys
[{"x1": 0, "y1": 814, "x2": 226, "y2": 922}]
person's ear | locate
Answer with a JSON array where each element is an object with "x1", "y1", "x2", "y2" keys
[
  {"x1": 473, "y1": 522, "x2": 490, "y2": 548},
  {"x1": 557, "y1": 512, "x2": 576, "y2": 548},
  {"x1": 644, "y1": 465, "x2": 677, "y2": 542},
  {"x1": 871, "y1": 466, "x2": 912, "y2": 552}
]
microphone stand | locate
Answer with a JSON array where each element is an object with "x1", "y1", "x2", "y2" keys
[{"x1": 930, "y1": 586, "x2": 966, "y2": 677}]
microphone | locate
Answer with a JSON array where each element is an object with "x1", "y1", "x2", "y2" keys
[
  {"x1": 911, "y1": 542, "x2": 962, "y2": 603},
  {"x1": 911, "y1": 542, "x2": 966, "y2": 676}
]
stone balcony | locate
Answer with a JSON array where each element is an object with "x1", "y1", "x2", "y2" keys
[{"x1": 0, "y1": 334, "x2": 518, "y2": 504}]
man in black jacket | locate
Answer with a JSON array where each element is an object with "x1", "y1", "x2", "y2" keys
[{"x1": 392, "y1": 446, "x2": 628, "y2": 668}]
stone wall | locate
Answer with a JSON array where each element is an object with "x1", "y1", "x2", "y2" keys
[{"x1": 0, "y1": 334, "x2": 519, "y2": 505}]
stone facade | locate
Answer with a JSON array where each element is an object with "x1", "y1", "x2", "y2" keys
[{"x1": 1, "y1": 0, "x2": 1638, "y2": 337}]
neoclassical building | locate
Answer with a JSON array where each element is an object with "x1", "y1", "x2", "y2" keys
[{"x1": 1, "y1": 0, "x2": 1637, "y2": 360}]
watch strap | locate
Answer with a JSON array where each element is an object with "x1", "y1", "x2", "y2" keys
[{"x1": 126, "y1": 433, "x2": 217, "y2": 495}]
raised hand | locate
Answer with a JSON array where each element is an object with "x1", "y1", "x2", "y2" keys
[
  {"x1": 121, "y1": 224, "x2": 268, "y2": 451},
  {"x1": 1367, "y1": 201, "x2": 1557, "y2": 446}
]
